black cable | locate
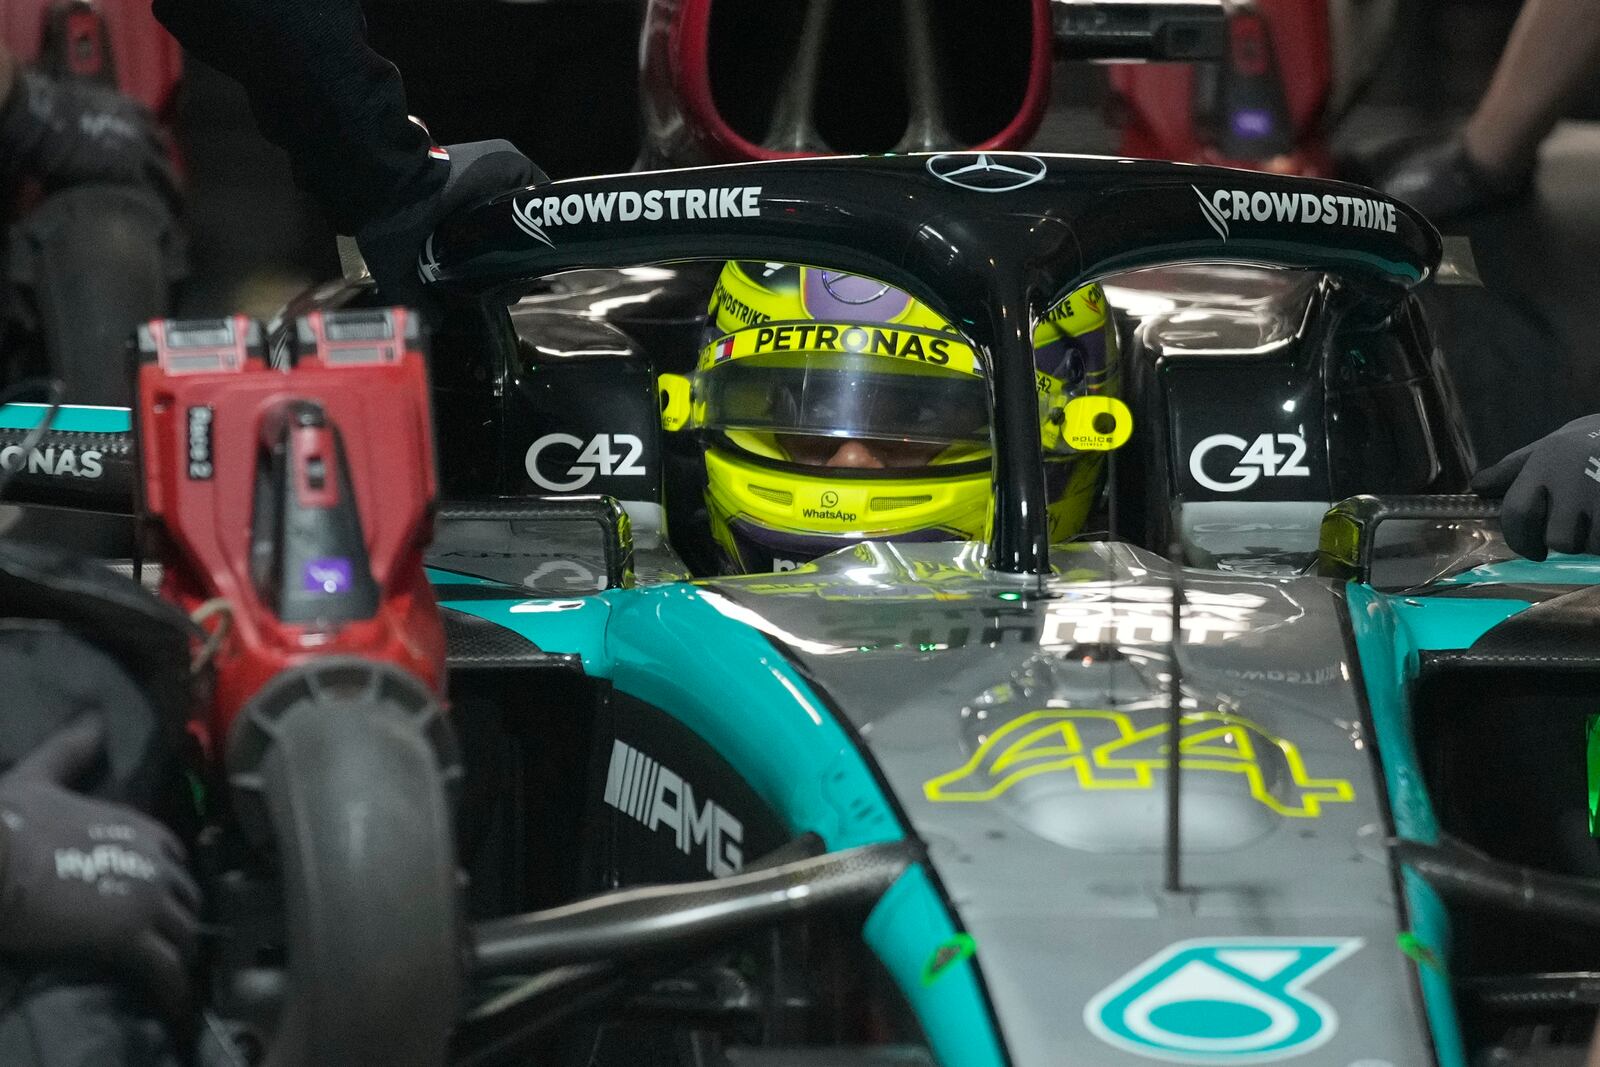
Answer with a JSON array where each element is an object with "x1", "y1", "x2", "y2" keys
[
  {"x1": 1393, "y1": 836, "x2": 1600, "y2": 927},
  {"x1": 1106, "y1": 450, "x2": 1119, "y2": 546},
  {"x1": 471, "y1": 842, "x2": 913, "y2": 976},
  {"x1": 1164, "y1": 518, "x2": 1186, "y2": 894},
  {"x1": 0, "y1": 378, "x2": 65, "y2": 505}
]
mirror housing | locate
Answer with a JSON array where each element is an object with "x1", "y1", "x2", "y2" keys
[
  {"x1": 1060, "y1": 394, "x2": 1133, "y2": 453},
  {"x1": 658, "y1": 373, "x2": 692, "y2": 432},
  {"x1": 1315, "y1": 494, "x2": 1499, "y2": 584}
]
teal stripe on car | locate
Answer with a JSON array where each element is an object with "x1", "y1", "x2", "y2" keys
[
  {"x1": 1386, "y1": 597, "x2": 1528, "y2": 649},
  {"x1": 426, "y1": 566, "x2": 516, "y2": 588},
  {"x1": 1345, "y1": 587, "x2": 1540, "y2": 1067},
  {"x1": 1434, "y1": 556, "x2": 1600, "y2": 587},
  {"x1": 0, "y1": 402, "x2": 131, "y2": 434},
  {"x1": 865, "y1": 865, "x2": 1007, "y2": 1067},
  {"x1": 435, "y1": 579, "x2": 1009, "y2": 1067}
]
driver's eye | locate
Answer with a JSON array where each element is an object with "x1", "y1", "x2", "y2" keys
[
  {"x1": 869, "y1": 440, "x2": 946, "y2": 467},
  {"x1": 777, "y1": 435, "x2": 945, "y2": 469},
  {"x1": 777, "y1": 434, "x2": 841, "y2": 465}
]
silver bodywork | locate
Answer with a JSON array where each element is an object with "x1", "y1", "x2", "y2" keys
[{"x1": 708, "y1": 539, "x2": 1430, "y2": 1065}]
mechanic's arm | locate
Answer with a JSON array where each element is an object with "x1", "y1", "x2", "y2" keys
[
  {"x1": 1473, "y1": 414, "x2": 1600, "y2": 559},
  {"x1": 151, "y1": 0, "x2": 542, "y2": 303},
  {"x1": 151, "y1": 0, "x2": 433, "y2": 235}
]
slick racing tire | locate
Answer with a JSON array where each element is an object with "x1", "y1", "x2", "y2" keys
[{"x1": 227, "y1": 659, "x2": 463, "y2": 1067}]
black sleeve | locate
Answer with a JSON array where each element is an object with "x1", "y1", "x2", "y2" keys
[{"x1": 152, "y1": 0, "x2": 445, "y2": 234}]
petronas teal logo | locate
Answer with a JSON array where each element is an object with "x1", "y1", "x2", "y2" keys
[{"x1": 1084, "y1": 939, "x2": 1362, "y2": 1062}]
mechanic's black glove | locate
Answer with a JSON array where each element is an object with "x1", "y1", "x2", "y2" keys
[
  {"x1": 356, "y1": 138, "x2": 545, "y2": 310},
  {"x1": 0, "y1": 717, "x2": 199, "y2": 1021},
  {"x1": 0, "y1": 66, "x2": 178, "y2": 205},
  {"x1": 1472, "y1": 413, "x2": 1600, "y2": 560}
]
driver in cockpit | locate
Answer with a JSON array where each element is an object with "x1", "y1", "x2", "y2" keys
[{"x1": 658, "y1": 261, "x2": 1122, "y2": 575}]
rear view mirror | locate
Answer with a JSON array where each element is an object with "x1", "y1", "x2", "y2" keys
[
  {"x1": 1316, "y1": 495, "x2": 1501, "y2": 585},
  {"x1": 658, "y1": 373, "x2": 692, "y2": 432},
  {"x1": 1059, "y1": 395, "x2": 1134, "y2": 452}
]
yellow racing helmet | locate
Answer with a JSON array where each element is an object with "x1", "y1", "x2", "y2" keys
[{"x1": 658, "y1": 262, "x2": 1120, "y2": 574}]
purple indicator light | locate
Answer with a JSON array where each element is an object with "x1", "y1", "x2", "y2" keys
[
  {"x1": 1232, "y1": 109, "x2": 1275, "y2": 139},
  {"x1": 303, "y1": 557, "x2": 353, "y2": 594}
]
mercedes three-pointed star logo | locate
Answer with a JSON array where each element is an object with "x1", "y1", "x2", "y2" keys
[
  {"x1": 820, "y1": 271, "x2": 893, "y2": 305},
  {"x1": 926, "y1": 152, "x2": 1048, "y2": 193}
]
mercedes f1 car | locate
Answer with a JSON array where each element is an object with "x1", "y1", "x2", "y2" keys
[{"x1": 1, "y1": 154, "x2": 1594, "y2": 1067}]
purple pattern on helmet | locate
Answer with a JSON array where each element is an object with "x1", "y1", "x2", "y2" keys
[
  {"x1": 1033, "y1": 338, "x2": 1074, "y2": 382},
  {"x1": 727, "y1": 519, "x2": 953, "y2": 574},
  {"x1": 1072, "y1": 328, "x2": 1110, "y2": 380},
  {"x1": 802, "y1": 270, "x2": 912, "y2": 325},
  {"x1": 1037, "y1": 331, "x2": 1109, "y2": 389}
]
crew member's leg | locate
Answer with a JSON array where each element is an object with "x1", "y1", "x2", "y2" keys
[{"x1": 1462, "y1": 0, "x2": 1600, "y2": 180}]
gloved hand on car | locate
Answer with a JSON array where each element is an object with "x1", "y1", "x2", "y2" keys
[
  {"x1": 0, "y1": 64, "x2": 177, "y2": 205},
  {"x1": 355, "y1": 137, "x2": 545, "y2": 308},
  {"x1": 0, "y1": 716, "x2": 199, "y2": 1022},
  {"x1": 1472, "y1": 413, "x2": 1600, "y2": 560}
]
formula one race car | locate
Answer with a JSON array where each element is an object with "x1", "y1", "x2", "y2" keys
[{"x1": 2, "y1": 154, "x2": 1595, "y2": 1067}]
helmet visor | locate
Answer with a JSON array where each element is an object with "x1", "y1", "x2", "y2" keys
[{"x1": 696, "y1": 352, "x2": 990, "y2": 455}]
